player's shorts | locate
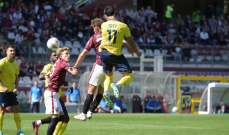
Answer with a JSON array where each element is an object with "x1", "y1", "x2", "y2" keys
[
  {"x1": 59, "y1": 98, "x2": 68, "y2": 115},
  {"x1": 44, "y1": 90, "x2": 63, "y2": 114},
  {"x1": 0, "y1": 92, "x2": 19, "y2": 108},
  {"x1": 89, "y1": 63, "x2": 105, "y2": 87},
  {"x1": 100, "y1": 49, "x2": 132, "y2": 74}
]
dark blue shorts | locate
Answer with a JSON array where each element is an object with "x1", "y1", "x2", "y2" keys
[
  {"x1": 100, "y1": 50, "x2": 132, "y2": 74},
  {"x1": 0, "y1": 92, "x2": 19, "y2": 108},
  {"x1": 59, "y1": 98, "x2": 68, "y2": 115}
]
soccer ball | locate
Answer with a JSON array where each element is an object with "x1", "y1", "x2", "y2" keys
[
  {"x1": 172, "y1": 107, "x2": 178, "y2": 113},
  {"x1": 47, "y1": 37, "x2": 60, "y2": 51}
]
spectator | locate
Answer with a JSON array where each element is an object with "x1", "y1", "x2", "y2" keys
[
  {"x1": 64, "y1": 9, "x2": 72, "y2": 22},
  {"x1": 144, "y1": 5, "x2": 154, "y2": 16},
  {"x1": 97, "y1": 4, "x2": 104, "y2": 15},
  {"x1": 195, "y1": 22, "x2": 201, "y2": 35},
  {"x1": 27, "y1": 62, "x2": 36, "y2": 80},
  {"x1": 19, "y1": 57, "x2": 27, "y2": 77},
  {"x1": 16, "y1": 0, "x2": 25, "y2": 8},
  {"x1": 174, "y1": 33, "x2": 184, "y2": 44},
  {"x1": 14, "y1": 30, "x2": 24, "y2": 51},
  {"x1": 9, "y1": 3, "x2": 16, "y2": 14},
  {"x1": 88, "y1": 6, "x2": 98, "y2": 17},
  {"x1": 30, "y1": 8, "x2": 37, "y2": 21},
  {"x1": 34, "y1": 0, "x2": 39, "y2": 15},
  {"x1": 145, "y1": 13, "x2": 154, "y2": 23},
  {"x1": 184, "y1": 15, "x2": 192, "y2": 26},
  {"x1": 37, "y1": 9, "x2": 46, "y2": 22},
  {"x1": 155, "y1": 33, "x2": 163, "y2": 44},
  {"x1": 113, "y1": 4, "x2": 119, "y2": 15},
  {"x1": 183, "y1": 28, "x2": 195, "y2": 44},
  {"x1": 45, "y1": 14, "x2": 54, "y2": 26},
  {"x1": 215, "y1": 3, "x2": 224, "y2": 18},
  {"x1": 56, "y1": 9, "x2": 63, "y2": 21},
  {"x1": 82, "y1": 12, "x2": 90, "y2": 26},
  {"x1": 35, "y1": 60, "x2": 43, "y2": 75},
  {"x1": 28, "y1": 2, "x2": 34, "y2": 13},
  {"x1": 60, "y1": 2, "x2": 68, "y2": 15},
  {"x1": 77, "y1": 25, "x2": 85, "y2": 42},
  {"x1": 164, "y1": 33, "x2": 173, "y2": 45},
  {"x1": 176, "y1": 14, "x2": 182, "y2": 26},
  {"x1": 211, "y1": 24, "x2": 218, "y2": 33},
  {"x1": 218, "y1": 29, "x2": 226, "y2": 46},
  {"x1": 161, "y1": 21, "x2": 168, "y2": 36},
  {"x1": 138, "y1": 33, "x2": 147, "y2": 45},
  {"x1": 147, "y1": 34, "x2": 155, "y2": 45},
  {"x1": 205, "y1": 4, "x2": 213, "y2": 19},
  {"x1": 71, "y1": 18, "x2": 79, "y2": 38},
  {"x1": 129, "y1": 6, "x2": 138, "y2": 21},
  {"x1": 113, "y1": 96, "x2": 127, "y2": 113},
  {"x1": 200, "y1": 28, "x2": 209, "y2": 45},
  {"x1": 44, "y1": 1, "x2": 52, "y2": 14},
  {"x1": 2, "y1": 1, "x2": 9, "y2": 13},
  {"x1": 153, "y1": 22, "x2": 161, "y2": 35},
  {"x1": 146, "y1": 96, "x2": 162, "y2": 113},
  {"x1": 22, "y1": 8, "x2": 31, "y2": 24},
  {"x1": 137, "y1": 12, "x2": 145, "y2": 23},
  {"x1": 138, "y1": 6, "x2": 146, "y2": 16},
  {"x1": 216, "y1": 16, "x2": 222, "y2": 27},
  {"x1": 181, "y1": 39, "x2": 192, "y2": 61},
  {"x1": 224, "y1": 14, "x2": 229, "y2": 27},
  {"x1": 186, "y1": 20, "x2": 196, "y2": 33},
  {"x1": 0, "y1": 43, "x2": 7, "y2": 58},
  {"x1": 0, "y1": 7, "x2": 3, "y2": 24},
  {"x1": 200, "y1": 15, "x2": 207, "y2": 26},
  {"x1": 209, "y1": 30, "x2": 218, "y2": 46},
  {"x1": 122, "y1": 12, "x2": 132, "y2": 24},
  {"x1": 40, "y1": 30, "x2": 48, "y2": 45},
  {"x1": 29, "y1": 81, "x2": 43, "y2": 113},
  {"x1": 13, "y1": 8, "x2": 24, "y2": 25},
  {"x1": 81, "y1": 32, "x2": 91, "y2": 46},
  {"x1": 218, "y1": 22, "x2": 227, "y2": 36},
  {"x1": 119, "y1": 7, "x2": 130, "y2": 17},
  {"x1": 201, "y1": 21, "x2": 210, "y2": 33},
  {"x1": 69, "y1": 3, "x2": 76, "y2": 16},
  {"x1": 208, "y1": 15, "x2": 217, "y2": 28},
  {"x1": 144, "y1": 20, "x2": 153, "y2": 32},
  {"x1": 12, "y1": 44, "x2": 20, "y2": 57},
  {"x1": 53, "y1": 2, "x2": 60, "y2": 13},
  {"x1": 61, "y1": 16, "x2": 70, "y2": 29},
  {"x1": 1, "y1": 13, "x2": 14, "y2": 35},
  {"x1": 217, "y1": 105, "x2": 229, "y2": 114},
  {"x1": 177, "y1": 21, "x2": 186, "y2": 33},
  {"x1": 66, "y1": 82, "x2": 81, "y2": 104},
  {"x1": 165, "y1": 2, "x2": 175, "y2": 25},
  {"x1": 36, "y1": 19, "x2": 43, "y2": 34},
  {"x1": 192, "y1": 7, "x2": 201, "y2": 23},
  {"x1": 59, "y1": 26, "x2": 71, "y2": 43},
  {"x1": 15, "y1": 56, "x2": 21, "y2": 65},
  {"x1": 97, "y1": 97, "x2": 109, "y2": 113}
]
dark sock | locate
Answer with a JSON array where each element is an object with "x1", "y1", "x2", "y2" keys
[
  {"x1": 41, "y1": 117, "x2": 52, "y2": 124},
  {"x1": 90, "y1": 94, "x2": 103, "y2": 112},
  {"x1": 59, "y1": 115, "x2": 65, "y2": 122},
  {"x1": 83, "y1": 94, "x2": 94, "y2": 114},
  {"x1": 46, "y1": 118, "x2": 60, "y2": 135}
]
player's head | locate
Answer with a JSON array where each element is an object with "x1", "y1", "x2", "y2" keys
[
  {"x1": 34, "y1": 81, "x2": 38, "y2": 87},
  {"x1": 6, "y1": 45, "x2": 15, "y2": 59},
  {"x1": 91, "y1": 18, "x2": 103, "y2": 33},
  {"x1": 152, "y1": 96, "x2": 156, "y2": 102},
  {"x1": 104, "y1": 6, "x2": 114, "y2": 20},
  {"x1": 72, "y1": 82, "x2": 77, "y2": 88},
  {"x1": 48, "y1": 51, "x2": 58, "y2": 64},
  {"x1": 56, "y1": 47, "x2": 70, "y2": 62}
]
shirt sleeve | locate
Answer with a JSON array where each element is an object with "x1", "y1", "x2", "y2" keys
[
  {"x1": 30, "y1": 87, "x2": 33, "y2": 93},
  {"x1": 16, "y1": 63, "x2": 19, "y2": 75},
  {"x1": 39, "y1": 87, "x2": 43, "y2": 94},
  {"x1": 146, "y1": 100, "x2": 154, "y2": 110},
  {"x1": 84, "y1": 36, "x2": 94, "y2": 51},
  {"x1": 156, "y1": 101, "x2": 161, "y2": 109},
  {"x1": 66, "y1": 90, "x2": 70, "y2": 96},
  {"x1": 0, "y1": 60, "x2": 4, "y2": 74},
  {"x1": 41, "y1": 65, "x2": 50, "y2": 74},
  {"x1": 124, "y1": 25, "x2": 131, "y2": 38}
]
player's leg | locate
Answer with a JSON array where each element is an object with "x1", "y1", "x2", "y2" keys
[
  {"x1": 89, "y1": 85, "x2": 104, "y2": 116},
  {"x1": 53, "y1": 111, "x2": 65, "y2": 135},
  {"x1": 55, "y1": 98, "x2": 68, "y2": 135},
  {"x1": 9, "y1": 92, "x2": 25, "y2": 135},
  {"x1": 0, "y1": 92, "x2": 7, "y2": 135},
  {"x1": 47, "y1": 114, "x2": 60, "y2": 135},
  {"x1": 30, "y1": 102, "x2": 35, "y2": 113},
  {"x1": 74, "y1": 84, "x2": 97, "y2": 121}
]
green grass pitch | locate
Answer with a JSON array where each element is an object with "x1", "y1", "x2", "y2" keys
[{"x1": 2, "y1": 113, "x2": 229, "y2": 135}]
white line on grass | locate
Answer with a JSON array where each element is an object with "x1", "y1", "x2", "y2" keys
[{"x1": 91, "y1": 122, "x2": 228, "y2": 131}]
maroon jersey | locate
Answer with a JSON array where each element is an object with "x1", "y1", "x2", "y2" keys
[
  {"x1": 84, "y1": 31, "x2": 102, "y2": 66},
  {"x1": 47, "y1": 58, "x2": 70, "y2": 92}
]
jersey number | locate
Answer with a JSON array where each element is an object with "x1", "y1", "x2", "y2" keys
[
  {"x1": 50, "y1": 64, "x2": 56, "y2": 77},
  {"x1": 107, "y1": 30, "x2": 117, "y2": 44}
]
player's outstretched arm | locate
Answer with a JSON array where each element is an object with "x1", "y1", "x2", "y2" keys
[
  {"x1": 123, "y1": 40, "x2": 138, "y2": 56},
  {"x1": 126, "y1": 37, "x2": 138, "y2": 50},
  {"x1": 39, "y1": 73, "x2": 46, "y2": 80},
  {"x1": 73, "y1": 49, "x2": 89, "y2": 68},
  {"x1": 68, "y1": 67, "x2": 78, "y2": 76}
]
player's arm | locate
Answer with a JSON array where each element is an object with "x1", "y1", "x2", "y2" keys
[
  {"x1": 122, "y1": 40, "x2": 136, "y2": 56},
  {"x1": 67, "y1": 67, "x2": 78, "y2": 76},
  {"x1": 39, "y1": 73, "x2": 46, "y2": 80},
  {"x1": 73, "y1": 49, "x2": 89, "y2": 68},
  {"x1": 45, "y1": 71, "x2": 50, "y2": 84},
  {"x1": 0, "y1": 79, "x2": 8, "y2": 92}
]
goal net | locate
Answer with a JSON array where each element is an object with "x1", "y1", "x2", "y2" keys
[{"x1": 198, "y1": 83, "x2": 229, "y2": 114}]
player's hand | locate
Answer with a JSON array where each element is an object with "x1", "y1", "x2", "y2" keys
[
  {"x1": 40, "y1": 100, "x2": 42, "y2": 104},
  {"x1": 2, "y1": 87, "x2": 8, "y2": 93},
  {"x1": 28, "y1": 99, "x2": 31, "y2": 103},
  {"x1": 13, "y1": 88, "x2": 17, "y2": 94}
]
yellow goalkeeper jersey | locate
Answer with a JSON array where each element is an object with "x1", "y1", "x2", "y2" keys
[
  {"x1": 41, "y1": 64, "x2": 64, "y2": 97},
  {"x1": 100, "y1": 19, "x2": 131, "y2": 56}
]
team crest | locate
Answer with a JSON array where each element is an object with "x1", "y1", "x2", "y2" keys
[{"x1": 55, "y1": 107, "x2": 59, "y2": 112}]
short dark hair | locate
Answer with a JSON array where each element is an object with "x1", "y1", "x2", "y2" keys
[
  {"x1": 7, "y1": 45, "x2": 15, "y2": 49},
  {"x1": 104, "y1": 6, "x2": 114, "y2": 16},
  {"x1": 48, "y1": 51, "x2": 56, "y2": 59}
]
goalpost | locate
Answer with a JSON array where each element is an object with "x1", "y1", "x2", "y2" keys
[{"x1": 198, "y1": 83, "x2": 229, "y2": 114}]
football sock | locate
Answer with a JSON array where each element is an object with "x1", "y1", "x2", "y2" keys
[
  {"x1": 90, "y1": 94, "x2": 103, "y2": 112},
  {"x1": 53, "y1": 115, "x2": 65, "y2": 135},
  {"x1": 47, "y1": 118, "x2": 60, "y2": 135},
  {"x1": 41, "y1": 116, "x2": 52, "y2": 124},
  {"x1": 58, "y1": 122, "x2": 68, "y2": 135},
  {"x1": 17, "y1": 129, "x2": 22, "y2": 133},
  {"x1": 37, "y1": 120, "x2": 42, "y2": 126},
  {"x1": 0, "y1": 114, "x2": 4, "y2": 131},
  {"x1": 14, "y1": 113, "x2": 21, "y2": 130},
  {"x1": 83, "y1": 94, "x2": 94, "y2": 114},
  {"x1": 104, "y1": 75, "x2": 113, "y2": 92},
  {"x1": 117, "y1": 73, "x2": 134, "y2": 87}
]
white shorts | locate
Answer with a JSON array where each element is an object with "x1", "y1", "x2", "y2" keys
[
  {"x1": 44, "y1": 90, "x2": 63, "y2": 114},
  {"x1": 89, "y1": 63, "x2": 105, "y2": 87}
]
